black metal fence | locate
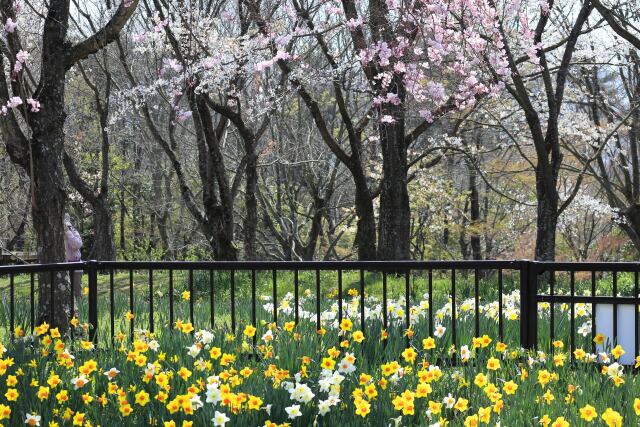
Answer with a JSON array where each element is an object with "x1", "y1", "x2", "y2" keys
[{"x1": 0, "y1": 260, "x2": 638, "y2": 356}]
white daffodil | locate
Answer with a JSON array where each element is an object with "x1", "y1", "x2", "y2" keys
[
  {"x1": 103, "y1": 367, "x2": 120, "y2": 380},
  {"x1": 24, "y1": 413, "x2": 41, "y2": 426},
  {"x1": 285, "y1": 404, "x2": 302, "y2": 419},
  {"x1": 212, "y1": 411, "x2": 230, "y2": 426}
]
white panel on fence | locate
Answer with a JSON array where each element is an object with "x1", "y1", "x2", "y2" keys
[{"x1": 595, "y1": 303, "x2": 635, "y2": 365}]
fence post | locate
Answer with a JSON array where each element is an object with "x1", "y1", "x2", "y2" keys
[
  {"x1": 87, "y1": 260, "x2": 98, "y2": 345},
  {"x1": 519, "y1": 260, "x2": 538, "y2": 350}
]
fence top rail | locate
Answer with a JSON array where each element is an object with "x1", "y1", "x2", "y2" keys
[
  {"x1": 93, "y1": 260, "x2": 524, "y2": 270},
  {"x1": 534, "y1": 261, "x2": 640, "y2": 272},
  {"x1": 0, "y1": 260, "x2": 525, "y2": 272},
  {"x1": 3, "y1": 260, "x2": 640, "y2": 274},
  {"x1": 0, "y1": 261, "x2": 85, "y2": 273}
]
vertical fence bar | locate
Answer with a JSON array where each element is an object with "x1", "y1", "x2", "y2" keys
[
  {"x1": 613, "y1": 271, "x2": 618, "y2": 342},
  {"x1": 428, "y1": 269, "x2": 433, "y2": 336},
  {"x1": 498, "y1": 269, "x2": 503, "y2": 342},
  {"x1": 337, "y1": 270, "x2": 342, "y2": 331},
  {"x1": 87, "y1": 261, "x2": 98, "y2": 344},
  {"x1": 530, "y1": 262, "x2": 539, "y2": 350},
  {"x1": 382, "y1": 272, "x2": 388, "y2": 337},
  {"x1": 272, "y1": 270, "x2": 277, "y2": 325},
  {"x1": 360, "y1": 270, "x2": 365, "y2": 333},
  {"x1": 231, "y1": 270, "x2": 236, "y2": 333},
  {"x1": 474, "y1": 268, "x2": 480, "y2": 337},
  {"x1": 550, "y1": 270, "x2": 555, "y2": 352},
  {"x1": 69, "y1": 268, "x2": 74, "y2": 334},
  {"x1": 591, "y1": 271, "x2": 596, "y2": 354},
  {"x1": 315, "y1": 270, "x2": 321, "y2": 332},
  {"x1": 109, "y1": 269, "x2": 114, "y2": 346},
  {"x1": 405, "y1": 270, "x2": 410, "y2": 348},
  {"x1": 252, "y1": 269, "x2": 257, "y2": 347},
  {"x1": 210, "y1": 270, "x2": 214, "y2": 329},
  {"x1": 9, "y1": 273, "x2": 14, "y2": 342},
  {"x1": 635, "y1": 270, "x2": 639, "y2": 358},
  {"x1": 189, "y1": 269, "x2": 195, "y2": 328},
  {"x1": 30, "y1": 272, "x2": 34, "y2": 333},
  {"x1": 294, "y1": 269, "x2": 299, "y2": 325},
  {"x1": 570, "y1": 271, "x2": 575, "y2": 361},
  {"x1": 169, "y1": 270, "x2": 174, "y2": 328},
  {"x1": 519, "y1": 261, "x2": 538, "y2": 350},
  {"x1": 451, "y1": 269, "x2": 456, "y2": 352},
  {"x1": 149, "y1": 269, "x2": 154, "y2": 333},
  {"x1": 49, "y1": 270, "x2": 54, "y2": 325},
  {"x1": 129, "y1": 269, "x2": 134, "y2": 342}
]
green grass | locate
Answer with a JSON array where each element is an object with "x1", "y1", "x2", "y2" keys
[
  {"x1": 0, "y1": 268, "x2": 623, "y2": 357},
  {"x1": 0, "y1": 269, "x2": 520, "y2": 345}
]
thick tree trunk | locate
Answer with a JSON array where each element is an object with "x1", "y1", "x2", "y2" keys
[
  {"x1": 243, "y1": 148, "x2": 258, "y2": 260},
  {"x1": 299, "y1": 196, "x2": 325, "y2": 261},
  {"x1": 376, "y1": 84, "x2": 410, "y2": 260},
  {"x1": 377, "y1": 161, "x2": 411, "y2": 260},
  {"x1": 353, "y1": 177, "x2": 377, "y2": 260},
  {"x1": 535, "y1": 178, "x2": 559, "y2": 261},
  {"x1": 0, "y1": 0, "x2": 137, "y2": 328},
  {"x1": 203, "y1": 212, "x2": 237, "y2": 260},
  {"x1": 469, "y1": 161, "x2": 482, "y2": 260},
  {"x1": 90, "y1": 197, "x2": 115, "y2": 260},
  {"x1": 27, "y1": 0, "x2": 72, "y2": 331},
  {"x1": 30, "y1": 149, "x2": 71, "y2": 330}
]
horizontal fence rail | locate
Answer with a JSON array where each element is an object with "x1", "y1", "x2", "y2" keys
[{"x1": 0, "y1": 260, "x2": 638, "y2": 363}]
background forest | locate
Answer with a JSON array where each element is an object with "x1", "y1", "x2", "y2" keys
[{"x1": 1, "y1": 0, "x2": 640, "y2": 263}]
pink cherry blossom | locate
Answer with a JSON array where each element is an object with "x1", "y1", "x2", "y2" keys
[
  {"x1": 7, "y1": 96, "x2": 22, "y2": 109},
  {"x1": 4, "y1": 18, "x2": 17, "y2": 34},
  {"x1": 177, "y1": 110, "x2": 192, "y2": 122},
  {"x1": 16, "y1": 50, "x2": 29, "y2": 63},
  {"x1": 27, "y1": 98, "x2": 40, "y2": 113},
  {"x1": 345, "y1": 18, "x2": 363, "y2": 30},
  {"x1": 164, "y1": 58, "x2": 183, "y2": 73}
]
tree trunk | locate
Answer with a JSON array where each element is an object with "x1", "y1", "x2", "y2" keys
[
  {"x1": 243, "y1": 148, "x2": 258, "y2": 260},
  {"x1": 6, "y1": 200, "x2": 28, "y2": 251},
  {"x1": 131, "y1": 142, "x2": 144, "y2": 249},
  {"x1": 63, "y1": 154, "x2": 116, "y2": 261},
  {"x1": 535, "y1": 178, "x2": 559, "y2": 261},
  {"x1": 469, "y1": 159, "x2": 482, "y2": 260},
  {"x1": 90, "y1": 196, "x2": 115, "y2": 260},
  {"x1": 459, "y1": 199, "x2": 469, "y2": 259},
  {"x1": 156, "y1": 170, "x2": 172, "y2": 258},
  {"x1": 299, "y1": 196, "x2": 325, "y2": 261},
  {"x1": 353, "y1": 177, "x2": 377, "y2": 260},
  {"x1": 119, "y1": 191, "x2": 126, "y2": 253},
  {"x1": 621, "y1": 205, "x2": 640, "y2": 252},
  {"x1": 0, "y1": 0, "x2": 137, "y2": 328},
  {"x1": 27, "y1": 0, "x2": 72, "y2": 330},
  {"x1": 376, "y1": 82, "x2": 410, "y2": 260},
  {"x1": 31, "y1": 152, "x2": 71, "y2": 330}
]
